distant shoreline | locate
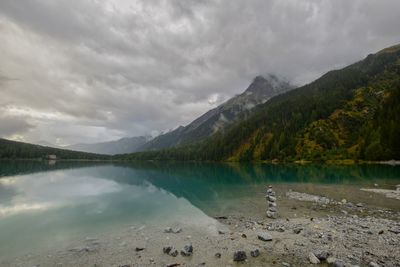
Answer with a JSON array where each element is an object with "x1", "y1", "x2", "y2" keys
[{"x1": 1, "y1": 158, "x2": 399, "y2": 165}]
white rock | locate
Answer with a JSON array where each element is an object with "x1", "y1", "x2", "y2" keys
[
  {"x1": 257, "y1": 232, "x2": 273, "y2": 241},
  {"x1": 308, "y1": 252, "x2": 320, "y2": 264}
]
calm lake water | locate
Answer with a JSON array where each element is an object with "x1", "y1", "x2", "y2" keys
[{"x1": 0, "y1": 161, "x2": 399, "y2": 259}]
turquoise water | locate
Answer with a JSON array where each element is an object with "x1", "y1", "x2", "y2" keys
[{"x1": 0, "y1": 161, "x2": 399, "y2": 258}]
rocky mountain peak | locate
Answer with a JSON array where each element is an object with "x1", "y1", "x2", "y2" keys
[{"x1": 244, "y1": 74, "x2": 290, "y2": 96}]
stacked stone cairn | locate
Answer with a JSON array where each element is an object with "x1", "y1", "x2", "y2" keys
[{"x1": 266, "y1": 185, "x2": 277, "y2": 219}]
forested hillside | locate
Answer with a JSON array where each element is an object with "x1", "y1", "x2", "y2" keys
[
  {"x1": 116, "y1": 44, "x2": 400, "y2": 162},
  {"x1": 0, "y1": 138, "x2": 111, "y2": 160}
]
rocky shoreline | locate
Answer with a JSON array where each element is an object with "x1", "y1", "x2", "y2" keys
[{"x1": 1, "y1": 185, "x2": 399, "y2": 267}]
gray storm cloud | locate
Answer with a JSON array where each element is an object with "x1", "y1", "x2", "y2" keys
[{"x1": 0, "y1": 0, "x2": 399, "y2": 145}]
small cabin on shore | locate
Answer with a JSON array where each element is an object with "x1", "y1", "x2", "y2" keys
[{"x1": 45, "y1": 154, "x2": 57, "y2": 160}]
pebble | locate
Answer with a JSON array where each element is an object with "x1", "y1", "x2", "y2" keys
[
  {"x1": 163, "y1": 246, "x2": 172, "y2": 254},
  {"x1": 267, "y1": 210, "x2": 277, "y2": 219},
  {"x1": 314, "y1": 251, "x2": 330, "y2": 261},
  {"x1": 163, "y1": 246, "x2": 178, "y2": 257},
  {"x1": 164, "y1": 227, "x2": 182, "y2": 234},
  {"x1": 215, "y1": 252, "x2": 221, "y2": 258},
  {"x1": 308, "y1": 252, "x2": 320, "y2": 264},
  {"x1": 269, "y1": 207, "x2": 277, "y2": 212},
  {"x1": 257, "y1": 232, "x2": 273, "y2": 241},
  {"x1": 327, "y1": 257, "x2": 337, "y2": 264},
  {"x1": 369, "y1": 262, "x2": 379, "y2": 267},
  {"x1": 269, "y1": 202, "x2": 277, "y2": 208},
  {"x1": 333, "y1": 260, "x2": 345, "y2": 267},
  {"x1": 170, "y1": 250, "x2": 178, "y2": 257},
  {"x1": 293, "y1": 227, "x2": 303, "y2": 234},
  {"x1": 233, "y1": 251, "x2": 247, "y2": 262},
  {"x1": 180, "y1": 244, "x2": 193, "y2": 256},
  {"x1": 250, "y1": 249, "x2": 260, "y2": 257}
]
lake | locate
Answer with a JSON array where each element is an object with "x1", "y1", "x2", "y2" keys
[{"x1": 0, "y1": 161, "x2": 399, "y2": 264}]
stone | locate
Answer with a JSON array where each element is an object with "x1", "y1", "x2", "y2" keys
[
  {"x1": 308, "y1": 252, "x2": 320, "y2": 264},
  {"x1": 269, "y1": 202, "x2": 277, "y2": 208},
  {"x1": 268, "y1": 207, "x2": 277, "y2": 212},
  {"x1": 388, "y1": 228, "x2": 400, "y2": 234},
  {"x1": 257, "y1": 232, "x2": 273, "y2": 241},
  {"x1": 135, "y1": 247, "x2": 145, "y2": 252},
  {"x1": 326, "y1": 257, "x2": 337, "y2": 264},
  {"x1": 267, "y1": 189, "x2": 273, "y2": 194},
  {"x1": 215, "y1": 252, "x2": 221, "y2": 258},
  {"x1": 164, "y1": 227, "x2": 182, "y2": 234},
  {"x1": 314, "y1": 251, "x2": 330, "y2": 261},
  {"x1": 286, "y1": 191, "x2": 330, "y2": 204},
  {"x1": 233, "y1": 251, "x2": 247, "y2": 262},
  {"x1": 333, "y1": 260, "x2": 345, "y2": 267},
  {"x1": 341, "y1": 199, "x2": 347, "y2": 204},
  {"x1": 163, "y1": 246, "x2": 173, "y2": 254},
  {"x1": 180, "y1": 244, "x2": 193, "y2": 256},
  {"x1": 356, "y1": 203, "x2": 363, "y2": 207},
  {"x1": 163, "y1": 246, "x2": 178, "y2": 257},
  {"x1": 268, "y1": 196, "x2": 277, "y2": 202},
  {"x1": 170, "y1": 250, "x2": 178, "y2": 257},
  {"x1": 266, "y1": 210, "x2": 277, "y2": 219},
  {"x1": 250, "y1": 249, "x2": 260, "y2": 257},
  {"x1": 164, "y1": 227, "x2": 173, "y2": 233},
  {"x1": 277, "y1": 226, "x2": 285, "y2": 232},
  {"x1": 369, "y1": 262, "x2": 379, "y2": 267},
  {"x1": 293, "y1": 227, "x2": 303, "y2": 234},
  {"x1": 282, "y1": 262, "x2": 290, "y2": 267}
]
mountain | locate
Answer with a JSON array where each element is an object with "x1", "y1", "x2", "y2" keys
[
  {"x1": 116, "y1": 44, "x2": 400, "y2": 162},
  {"x1": 138, "y1": 74, "x2": 293, "y2": 151},
  {"x1": 66, "y1": 136, "x2": 150, "y2": 155},
  {"x1": 0, "y1": 138, "x2": 110, "y2": 160},
  {"x1": 36, "y1": 140, "x2": 61, "y2": 148}
]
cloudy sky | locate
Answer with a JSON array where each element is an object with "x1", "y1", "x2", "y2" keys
[{"x1": 0, "y1": 0, "x2": 399, "y2": 146}]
